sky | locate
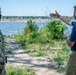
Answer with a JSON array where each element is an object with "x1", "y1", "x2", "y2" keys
[{"x1": 0, "y1": 0, "x2": 76, "y2": 16}]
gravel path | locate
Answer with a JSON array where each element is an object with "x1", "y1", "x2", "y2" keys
[{"x1": 5, "y1": 36, "x2": 64, "y2": 75}]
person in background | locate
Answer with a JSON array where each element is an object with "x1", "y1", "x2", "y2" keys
[
  {"x1": 50, "y1": 5, "x2": 76, "y2": 75},
  {"x1": 0, "y1": 7, "x2": 2, "y2": 20},
  {"x1": 0, "y1": 7, "x2": 6, "y2": 75}
]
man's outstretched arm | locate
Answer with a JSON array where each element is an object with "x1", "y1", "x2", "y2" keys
[{"x1": 50, "y1": 11, "x2": 72, "y2": 26}]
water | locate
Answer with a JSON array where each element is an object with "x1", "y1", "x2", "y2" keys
[
  {"x1": 0, "y1": 21, "x2": 73, "y2": 36},
  {"x1": 0, "y1": 22, "x2": 46, "y2": 35}
]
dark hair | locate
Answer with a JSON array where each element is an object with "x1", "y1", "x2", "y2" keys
[
  {"x1": 74, "y1": 5, "x2": 76, "y2": 8},
  {"x1": 0, "y1": 14, "x2": 1, "y2": 20}
]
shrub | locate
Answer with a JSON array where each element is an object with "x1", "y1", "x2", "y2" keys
[
  {"x1": 44, "y1": 20, "x2": 67, "y2": 39},
  {"x1": 23, "y1": 19, "x2": 39, "y2": 43}
]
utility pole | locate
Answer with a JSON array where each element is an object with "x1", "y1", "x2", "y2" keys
[{"x1": 0, "y1": 7, "x2": 2, "y2": 20}]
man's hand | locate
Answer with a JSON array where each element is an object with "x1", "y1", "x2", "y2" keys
[
  {"x1": 50, "y1": 11, "x2": 72, "y2": 26},
  {"x1": 50, "y1": 11, "x2": 60, "y2": 18},
  {"x1": 66, "y1": 37, "x2": 75, "y2": 47}
]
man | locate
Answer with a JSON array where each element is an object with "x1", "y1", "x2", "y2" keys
[
  {"x1": 0, "y1": 7, "x2": 6, "y2": 75},
  {"x1": 0, "y1": 7, "x2": 1, "y2": 20},
  {"x1": 50, "y1": 5, "x2": 76, "y2": 75}
]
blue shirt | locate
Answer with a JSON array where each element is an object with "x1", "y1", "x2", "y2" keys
[{"x1": 70, "y1": 21, "x2": 76, "y2": 51}]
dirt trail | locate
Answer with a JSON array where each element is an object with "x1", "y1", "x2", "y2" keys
[{"x1": 5, "y1": 36, "x2": 64, "y2": 75}]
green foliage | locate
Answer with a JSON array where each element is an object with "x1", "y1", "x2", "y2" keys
[
  {"x1": 23, "y1": 19, "x2": 39, "y2": 43},
  {"x1": 33, "y1": 50, "x2": 47, "y2": 57},
  {"x1": 54, "y1": 57, "x2": 64, "y2": 65},
  {"x1": 52, "y1": 41, "x2": 71, "y2": 73},
  {"x1": 57, "y1": 67, "x2": 66, "y2": 73},
  {"x1": 6, "y1": 65, "x2": 35, "y2": 75},
  {"x1": 23, "y1": 19, "x2": 38, "y2": 35},
  {"x1": 14, "y1": 32, "x2": 26, "y2": 48},
  {"x1": 14, "y1": 20, "x2": 67, "y2": 49},
  {"x1": 44, "y1": 20, "x2": 67, "y2": 39},
  {"x1": 38, "y1": 29, "x2": 51, "y2": 43},
  {"x1": 56, "y1": 43, "x2": 71, "y2": 63},
  {"x1": 6, "y1": 50, "x2": 12, "y2": 53},
  {"x1": 14, "y1": 32, "x2": 24, "y2": 43}
]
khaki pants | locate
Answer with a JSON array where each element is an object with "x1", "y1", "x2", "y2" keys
[{"x1": 66, "y1": 51, "x2": 76, "y2": 75}]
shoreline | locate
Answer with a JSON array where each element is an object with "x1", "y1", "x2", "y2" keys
[{"x1": 0, "y1": 19, "x2": 51, "y2": 23}]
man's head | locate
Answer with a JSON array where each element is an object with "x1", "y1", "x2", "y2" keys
[
  {"x1": 0, "y1": 7, "x2": 1, "y2": 20},
  {"x1": 74, "y1": 5, "x2": 76, "y2": 19}
]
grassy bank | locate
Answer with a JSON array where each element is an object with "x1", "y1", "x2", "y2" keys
[
  {"x1": 14, "y1": 19, "x2": 70, "y2": 73},
  {"x1": 6, "y1": 65, "x2": 35, "y2": 75},
  {"x1": 15, "y1": 39, "x2": 71, "y2": 73}
]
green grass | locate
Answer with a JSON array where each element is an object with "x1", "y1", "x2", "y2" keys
[
  {"x1": 49, "y1": 41, "x2": 71, "y2": 73},
  {"x1": 33, "y1": 50, "x2": 47, "y2": 57},
  {"x1": 24, "y1": 43, "x2": 50, "y2": 57},
  {"x1": 14, "y1": 39, "x2": 71, "y2": 73},
  {"x1": 57, "y1": 67, "x2": 66, "y2": 73},
  {"x1": 54, "y1": 57, "x2": 64, "y2": 65},
  {"x1": 6, "y1": 65, "x2": 35, "y2": 75},
  {"x1": 6, "y1": 50, "x2": 12, "y2": 53}
]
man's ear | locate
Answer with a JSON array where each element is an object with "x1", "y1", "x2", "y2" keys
[{"x1": 74, "y1": 12, "x2": 76, "y2": 19}]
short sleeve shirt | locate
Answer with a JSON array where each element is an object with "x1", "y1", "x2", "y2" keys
[{"x1": 70, "y1": 21, "x2": 76, "y2": 51}]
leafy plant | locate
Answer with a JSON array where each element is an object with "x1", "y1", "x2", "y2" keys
[
  {"x1": 23, "y1": 19, "x2": 39, "y2": 43},
  {"x1": 44, "y1": 20, "x2": 67, "y2": 39}
]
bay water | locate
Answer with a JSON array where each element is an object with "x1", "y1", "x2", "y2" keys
[
  {"x1": 0, "y1": 21, "x2": 73, "y2": 36},
  {"x1": 0, "y1": 22, "x2": 46, "y2": 35}
]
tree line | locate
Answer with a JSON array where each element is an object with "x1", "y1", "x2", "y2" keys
[
  {"x1": 2, "y1": 16, "x2": 50, "y2": 20},
  {"x1": 2, "y1": 16, "x2": 74, "y2": 20}
]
